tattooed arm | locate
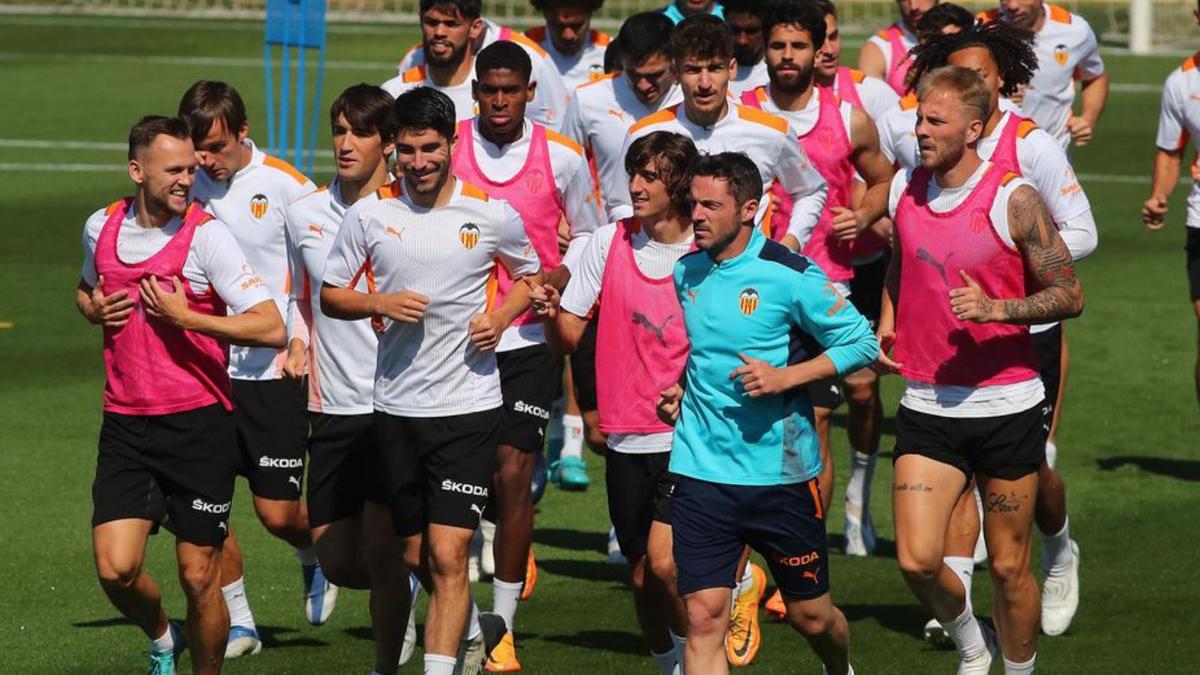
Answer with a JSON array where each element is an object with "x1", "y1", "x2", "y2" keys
[{"x1": 949, "y1": 185, "x2": 1084, "y2": 324}]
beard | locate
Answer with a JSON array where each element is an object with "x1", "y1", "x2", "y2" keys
[
  {"x1": 767, "y1": 63, "x2": 814, "y2": 95},
  {"x1": 424, "y1": 39, "x2": 468, "y2": 68}
]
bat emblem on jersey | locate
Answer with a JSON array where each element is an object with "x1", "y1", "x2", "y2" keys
[
  {"x1": 459, "y1": 223, "x2": 481, "y2": 249},
  {"x1": 916, "y1": 247, "x2": 954, "y2": 285},
  {"x1": 524, "y1": 168, "x2": 547, "y2": 194},
  {"x1": 738, "y1": 288, "x2": 759, "y2": 316},
  {"x1": 1053, "y1": 44, "x2": 1068, "y2": 67},
  {"x1": 249, "y1": 193, "x2": 269, "y2": 219},
  {"x1": 632, "y1": 312, "x2": 675, "y2": 345}
]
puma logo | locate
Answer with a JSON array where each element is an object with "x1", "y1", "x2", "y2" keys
[
  {"x1": 686, "y1": 289, "x2": 697, "y2": 303},
  {"x1": 802, "y1": 569, "x2": 820, "y2": 584},
  {"x1": 307, "y1": 223, "x2": 324, "y2": 237},
  {"x1": 470, "y1": 504, "x2": 485, "y2": 518},
  {"x1": 632, "y1": 311, "x2": 674, "y2": 345},
  {"x1": 916, "y1": 247, "x2": 954, "y2": 285},
  {"x1": 606, "y1": 108, "x2": 627, "y2": 120},
  {"x1": 288, "y1": 475, "x2": 302, "y2": 492},
  {"x1": 385, "y1": 226, "x2": 405, "y2": 240}
]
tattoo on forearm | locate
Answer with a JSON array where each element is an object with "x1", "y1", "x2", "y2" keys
[
  {"x1": 894, "y1": 481, "x2": 933, "y2": 492},
  {"x1": 1003, "y1": 186, "x2": 1084, "y2": 324},
  {"x1": 983, "y1": 490, "x2": 1028, "y2": 513}
]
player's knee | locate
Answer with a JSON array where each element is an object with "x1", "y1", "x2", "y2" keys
[
  {"x1": 495, "y1": 457, "x2": 533, "y2": 497},
  {"x1": 685, "y1": 597, "x2": 727, "y2": 636},
  {"x1": 987, "y1": 550, "x2": 1030, "y2": 588},
  {"x1": 313, "y1": 543, "x2": 358, "y2": 587},
  {"x1": 257, "y1": 504, "x2": 300, "y2": 539},
  {"x1": 177, "y1": 551, "x2": 221, "y2": 598},
  {"x1": 648, "y1": 552, "x2": 676, "y2": 589},
  {"x1": 426, "y1": 538, "x2": 468, "y2": 579},
  {"x1": 897, "y1": 550, "x2": 942, "y2": 584},
  {"x1": 787, "y1": 604, "x2": 833, "y2": 637},
  {"x1": 95, "y1": 553, "x2": 142, "y2": 590},
  {"x1": 844, "y1": 379, "x2": 876, "y2": 409}
]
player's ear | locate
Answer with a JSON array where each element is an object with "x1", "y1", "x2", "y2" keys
[
  {"x1": 525, "y1": 80, "x2": 537, "y2": 102},
  {"x1": 471, "y1": 80, "x2": 481, "y2": 102},
  {"x1": 740, "y1": 197, "x2": 760, "y2": 225},
  {"x1": 728, "y1": 58, "x2": 738, "y2": 80},
  {"x1": 469, "y1": 18, "x2": 485, "y2": 41},
  {"x1": 128, "y1": 158, "x2": 144, "y2": 186},
  {"x1": 965, "y1": 116, "x2": 984, "y2": 145},
  {"x1": 237, "y1": 120, "x2": 249, "y2": 143}
]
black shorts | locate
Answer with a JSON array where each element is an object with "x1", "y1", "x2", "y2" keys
[
  {"x1": 1187, "y1": 227, "x2": 1200, "y2": 301},
  {"x1": 306, "y1": 413, "x2": 388, "y2": 528},
  {"x1": 849, "y1": 251, "x2": 889, "y2": 330},
  {"x1": 894, "y1": 403, "x2": 1046, "y2": 481},
  {"x1": 375, "y1": 409, "x2": 501, "y2": 537},
  {"x1": 672, "y1": 476, "x2": 829, "y2": 600},
  {"x1": 92, "y1": 404, "x2": 238, "y2": 547},
  {"x1": 1032, "y1": 324, "x2": 1063, "y2": 422},
  {"x1": 605, "y1": 451, "x2": 677, "y2": 561},
  {"x1": 497, "y1": 344, "x2": 562, "y2": 453},
  {"x1": 232, "y1": 378, "x2": 308, "y2": 500},
  {"x1": 807, "y1": 377, "x2": 843, "y2": 410},
  {"x1": 570, "y1": 313, "x2": 599, "y2": 412}
]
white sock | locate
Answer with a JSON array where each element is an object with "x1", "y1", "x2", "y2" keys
[
  {"x1": 651, "y1": 649, "x2": 679, "y2": 675},
  {"x1": 492, "y1": 579, "x2": 522, "y2": 633},
  {"x1": 151, "y1": 624, "x2": 175, "y2": 654},
  {"x1": 669, "y1": 629, "x2": 686, "y2": 670},
  {"x1": 466, "y1": 600, "x2": 481, "y2": 640},
  {"x1": 222, "y1": 577, "x2": 256, "y2": 630},
  {"x1": 1044, "y1": 439, "x2": 1057, "y2": 469},
  {"x1": 423, "y1": 653, "x2": 457, "y2": 675},
  {"x1": 561, "y1": 414, "x2": 584, "y2": 460},
  {"x1": 844, "y1": 449, "x2": 876, "y2": 519},
  {"x1": 1004, "y1": 654, "x2": 1036, "y2": 674},
  {"x1": 944, "y1": 557, "x2": 975, "y2": 612},
  {"x1": 943, "y1": 605, "x2": 985, "y2": 659},
  {"x1": 296, "y1": 547, "x2": 318, "y2": 566},
  {"x1": 1042, "y1": 517, "x2": 1073, "y2": 574},
  {"x1": 736, "y1": 564, "x2": 756, "y2": 596}
]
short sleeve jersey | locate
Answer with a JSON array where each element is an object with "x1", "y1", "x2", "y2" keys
[
  {"x1": 1156, "y1": 51, "x2": 1200, "y2": 229},
  {"x1": 322, "y1": 179, "x2": 541, "y2": 418},
  {"x1": 189, "y1": 140, "x2": 316, "y2": 381},
  {"x1": 525, "y1": 25, "x2": 611, "y2": 93}
]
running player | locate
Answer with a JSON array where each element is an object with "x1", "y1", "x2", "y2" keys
[
  {"x1": 878, "y1": 65, "x2": 1084, "y2": 674},
  {"x1": 740, "y1": 0, "x2": 893, "y2": 553},
  {"x1": 660, "y1": 151, "x2": 877, "y2": 675},
  {"x1": 536, "y1": 131, "x2": 699, "y2": 675},
  {"x1": 661, "y1": 0, "x2": 724, "y2": 25},
  {"x1": 1143, "y1": 16, "x2": 1200, "y2": 408},
  {"x1": 449, "y1": 41, "x2": 603, "y2": 671},
  {"x1": 78, "y1": 115, "x2": 284, "y2": 675},
  {"x1": 812, "y1": 0, "x2": 899, "y2": 126},
  {"x1": 387, "y1": 0, "x2": 570, "y2": 128},
  {"x1": 526, "y1": 0, "x2": 611, "y2": 92},
  {"x1": 907, "y1": 22, "x2": 1098, "y2": 640},
  {"x1": 284, "y1": 84, "x2": 415, "y2": 674},
  {"x1": 859, "y1": 0, "x2": 938, "y2": 94},
  {"x1": 723, "y1": 0, "x2": 770, "y2": 96},
  {"x1": 979, "y1": 0, "x2": 1108, "y2": 149},
  {"x1": 321, "y1": 86, "x2": 543, "y2": 675},
  {"x1": 178, "y1": 80, "x2": 326, "y2": 657}
]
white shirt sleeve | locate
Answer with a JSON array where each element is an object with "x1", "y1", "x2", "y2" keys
[
  {"x1": 323, "y1": 204, "x2": 371, "y2": 289},
  {"x1": 193, "y1": 220, "x2": 273, "y2": 314},
  {"x1": 1056, "y1": 211, "x2": 1098, "y2": 261},
  {"x1": 1017, "y1": 128, "x2": 1092, "y2": 224},
  {"x1": 495, "y1": 202, "x2": 543, "y2": 277},
  {"x1": 80, "y1": 208, "x2": 106, "y2": 286},
  {"x1": 1075, "y1": 26, "x2": 1105, "y2": 81},
  {"x1": 561, "y1": 85, "x2": 588, "y2": 146},
  {"x1": 559, "y1": 150, "x2": 604, "y2": 257},
  {"x1": 1156, "y1": 74, "x2": 1188, "y2": 152},
  {"x1": 887, "y1": 169, "x2": 911, "y2": 220},
  {"x1": 284, "y1": 215, "x2": 311, "y2": 345},
  {"x1": 778, "y1": 129, "x2": 829, "y2": 243},
  {"x1": 560, "y1": 224, "x2": 616, "y2": 317}
]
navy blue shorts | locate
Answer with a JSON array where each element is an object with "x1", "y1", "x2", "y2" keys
[{"x1": 671, "y1": 476, "x2": 829, "y2": 600}]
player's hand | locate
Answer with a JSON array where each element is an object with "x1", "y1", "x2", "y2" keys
[
  {"x1": 831, "y1": 206, "x2": 865, "y2": 242},
  {"x1": 656, "y1": 384, "x2": 683, "y2": 425},
  {"x1": 530, "y1": 282, "x2": 561, "y2": 319},
  {"x1": 283, "y1": 339, "x2": 307, "y2": 380},
  {"x1": 872, "y1": 329, "x2": 903, "y2": 374},
  {"x1": 1066, "y1": 116, "x2": 1094, "y2": 147},
  {"x1": 140, "y1": 275, "x2": 193, "y2": 329},
  {"x1": 1142, "y1": 196, "x2": 1168, "y2": 231},
  {"x1": 469, "y1": 312, "x2": 507, "y2": 351},
  {"x1": 88, "y1": 275, "x2": 135, "y2": 328},
  {"x1": 949, "y1": 270, "x2": 1001, "y2": 323},
  {"x1": 730, "y1": 353, "x2": 792, "y2": 397},
  {"x1": 376, "y1": 290, "x2": 429, "y2": 323},
  {"x1": 557, "y1": 217, "x2": 571, "y2": 255}
]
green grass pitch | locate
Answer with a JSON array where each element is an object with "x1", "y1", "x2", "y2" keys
[{"x1": 0, "y1": 12, "x2": 1198, "y2": 673}]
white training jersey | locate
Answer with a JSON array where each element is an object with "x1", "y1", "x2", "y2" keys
[
  {"x1": 888, "y1": 162, "x2": 1046, "y2": 417},
  {"x1": 80, "y1": 207, "x2": 270, "y2": 314},
  {"x1": 1155, "y1": 51, "x2": 1200, "y2": 229},
  {"x1": 622, "y1": 102, "x2": 828, "y2": 234},
  {"x1": 286, "y1": 180, "x2": 385, "y2": 415},
  {"x1": 983, "y1": 5, "x2": 1104, "y2": 149},
  {"x1": 524, "y1": 25, "x2": 611, "y2": 93},
  {"x1": 728, "y1": 59, "x2": 770, "y2": 97},
  {"x1": 560, "y1": 74, "x2": 684, "y2": 221},
  {"x1": 561, "y1": 222, "x2": 693, "y2": 454},
  {"x1": 323, "y1": 179, "x2": 541, "y2": 418},
  {"x1": 391, "y1": 19, "x2": 570, "y2": 129},
  {"x1": 462, "y1": 117, "x2": 603, "y2": 351},
  {"x1": 190, "y1": 140, "x2": 316, "y2": 381},
  {"x1": 878, "y1": 91, "x2": 918, "y2": 171},
  {"x1": 864, "y1": 21, "x2": 917, "y2": 75},
  {"x1": 832, "y1": 68, "x2": 901, "y2": 130}
]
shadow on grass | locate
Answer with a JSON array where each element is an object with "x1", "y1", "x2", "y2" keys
[
  {"x1": 71, "y1": 619, "x2": 328, "y2": 649},
  {"x1": 828, "y1": 534, "x2": 897, "y2": 559},
  {"x1": 538, "y1": 558, "x2": 628, "y2": 585},
  {"x1": 1096, "y1": 455, "x2": 1200, "y2": 481},
  {"x1": 72, "y1": 617, "x2": 136, "y2": 628},
  {"x1": 533, "y1": 527, "x2": 607, "y2": 553},
  {"x1": 840, "y1": 602, "x2": 932, "y2": 641},
  {"x1": 540, "y1": 629, "x2": 646, "y2": 656}
]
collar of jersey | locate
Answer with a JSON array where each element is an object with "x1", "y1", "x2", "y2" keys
[{"x1": 710, "y1": 226, "x2": 764, "y2": 268}]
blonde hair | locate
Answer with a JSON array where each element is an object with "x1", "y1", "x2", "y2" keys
[{"x1": 916, "y1": 65, "x2": 992, "y2": 123}]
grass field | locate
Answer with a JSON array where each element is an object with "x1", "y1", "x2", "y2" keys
[{"x1": 1, "y1": 11, "x2": 1199, "y2": 673}]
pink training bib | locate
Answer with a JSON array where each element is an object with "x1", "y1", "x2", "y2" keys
[
  {"x1": 596, "y1": 219, "x2": 690, "y2": 434},
  {"x1": 835, "y1": 67, "x2": 865, "y2": 111},
  {"x1": 988, "y1": 112, "x2": 1033, "y2": 177},
  {"x1": 452, "y1": 120, "x2": 563, "y2": 327},
  {"x1": 893, "y1": 166, "x2": 1039, "y2": 387},
  {"x1": 95, "y1": 198, "x2": 233, "y2": 414},
  {"x1": 881, "y1": 25, "x2": 913, "y2": 95}
]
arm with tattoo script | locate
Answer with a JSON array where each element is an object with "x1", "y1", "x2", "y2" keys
[{"x1": 949, "y1": 185, "x2": 1084, "y2": 325}]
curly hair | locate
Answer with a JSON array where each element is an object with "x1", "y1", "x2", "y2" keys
[{"x1": 906, "y1": 22, "x2": 1037, "y2": 96}]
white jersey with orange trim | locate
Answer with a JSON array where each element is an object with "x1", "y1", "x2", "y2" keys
[
  {"x1": 191, "y1": 139, "x2": 316, "y2": 381},
  {"x1": 621, "y1": 102, "x2": 828, "y2": 234},
  {"x1": 461, "y1": 117, "x2": 604, "y2": 351},
  {"x1": 286, "y1": 180, "x2": 389, "y2": 415},
  {"x1": 390, "y1": 19, "x2": 570, "y2": 128},
  {"x1": 561, "y1": 74, "x2": 684, "y2": 220},
  {"x1": 831, "y1": 68, "x2": 900, "y2": 129},
  {"x1": 982, "y1": 5, "x2": 1105, "y2": 149},
  {"x1": 323, "y1": 179, "x2": 541, "y2": 417},
  {"x1": 1156, "y1": 51, "x2": 1200, "y2": 229},
  {"x1": 525, "y1": 25, "x2": 610, "y2": 93},
  {"x1": 729, "y1": 59, "x2": 770, "y2": 97}
]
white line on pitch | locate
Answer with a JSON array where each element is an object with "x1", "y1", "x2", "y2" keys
[{"x1": 0, "y1": 51, "x2": 394, "y2": 71}]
